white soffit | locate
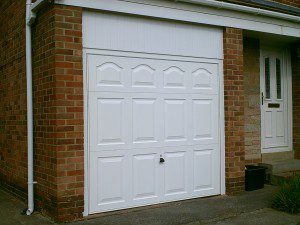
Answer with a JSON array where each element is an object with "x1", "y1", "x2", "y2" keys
[{"x1": 55, "y1": 0, "x2": 300, "y2": 38}]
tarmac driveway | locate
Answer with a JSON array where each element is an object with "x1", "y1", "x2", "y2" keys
[{"x1": 0, "y1": 185, "x2": 299, "y2": 225}]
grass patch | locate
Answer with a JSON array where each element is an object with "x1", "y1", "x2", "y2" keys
[{"x1": 271, "y1": 175, "x2": 300, "y2": 214}]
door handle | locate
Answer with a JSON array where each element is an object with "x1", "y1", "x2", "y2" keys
[
  {"x1": 159, "y1": 154, "x2": 165, "y2": 164},
  {"x1": 261, "y1": 92, "x2": 264, "y2": 105}
]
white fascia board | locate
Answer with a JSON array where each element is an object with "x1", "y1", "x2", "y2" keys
[{"x1": 55, "y1": 0, "x2": 300, "y2": 37}]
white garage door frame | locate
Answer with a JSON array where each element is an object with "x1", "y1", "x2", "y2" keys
[{"x1": 82, "y1": 13, "x2": 225, "y2": 217}]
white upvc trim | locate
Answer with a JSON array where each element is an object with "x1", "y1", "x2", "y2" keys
[
  {"x1": 179, "y1": 0, "x2": 300, "y2": 22},
  {"x1": 286, "y1": 47, "x2": 293, "y2": 154},
  {"x1": 55, "y1": 0, "x2": 300, "y2": 37},
  {"x1": 83, "y1": 50, "x2": 89, "y2": 217},
  {"x1": 219, "y1": 59, "x2": 226, "y2": 195}
]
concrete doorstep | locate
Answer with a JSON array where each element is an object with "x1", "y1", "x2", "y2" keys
[
  {"x1": 259, "y1": 159, "x2": 300, "y2": 185},
  {"x1": 0, "y1": 185, "x2": 299, "y2": 225}
]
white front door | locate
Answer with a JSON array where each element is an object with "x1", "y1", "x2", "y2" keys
[
  {"x1": 84, "y1": 12, "x2": 224, "y2": 214},
  {"x1": 261, "y1": 47, "x2": 292, "y2": 153}
]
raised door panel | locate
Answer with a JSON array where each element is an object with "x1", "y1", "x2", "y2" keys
[
  {"x1": 132, "y1": 153, "x2": 160, "y2": 205},
  {"x1": 163, "y1": 66, "x2": 186, "y2": 89},
  {"x1": 97, "y1": 98, "x2": 125, "y2": 145},
  {"x1": 192, "y1": 95, "x2": 219, "y2": 145},
  {"x1": 97, "y1": 62, "x2": 124, "y2": 87},
  {"x1": 191, "y1": 63, "x2": 219, "y2": 94},
  {"x1": 132, "y1": 98, "x2": 159, "y2": 147},
  {"x1": 194, "y1": 150, "x2": 213, "y2": 191},
  {"x1": 163, "y1": 150, "x2": 189, "y2": 200},
  {"x1": 89, "y1": 153, "x2": 128, "y2": 213},
  {"x1": 276, "y1": 110, "x2": 284, "y2": 138},
  {"x1": 88, "y1": 55, "x2": 129, "y2": 92},
  {"x1": 193, "y1": 145, "x2": 220, "y2": 197},
  {"x1": 264, "y1": 111, "x2": 273, "y2": 139},
  {"x1": 89, "y1": 93, "x2": 131, "y2": 151},
  {"x1": 132, "y1": 64, "x2": 156, "y2": 88},
  {"x1": 164, "y1": 98, "x2": 188, "y2": 146}
]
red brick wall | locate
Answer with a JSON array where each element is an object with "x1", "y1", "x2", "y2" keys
[
  {"x1": 243, "y1": 38, "x2": 262, "y2": 165},
  {"x1": 32, "y1": 3, "x2": 58, "y2": 218},
  {"x1": 292, "y1": 42, "x2": 300, "y2": 159},
  {"x1": 218, "y1": 0, "x2": 300, "y2": 8},
  {"x1": 32, "y1": 4, "x2": 84, "y2": 221},
  {"x1": 0, "y1": 0, "x2": 28, "y2": 197},
  {"x1": 270, "y1": 0, "x2": 300, "y2": 7},
  {"x1": 0, "y1": 1, "x2": 83, "y2": 221},
  {"x1": 223, "y1": 27, "x2": 245, "y2": 194},
  {"x1": 53, "y1": 5, "x2": 84, "y2": 222}
]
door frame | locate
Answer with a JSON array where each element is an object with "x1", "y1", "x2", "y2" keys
[{"x1": 260, "y1": 44, "x2": 293, "y2": 153}]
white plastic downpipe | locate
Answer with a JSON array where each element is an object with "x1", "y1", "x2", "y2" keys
[
  {"x1": 25, "y1": 0, "x2": 47, "y2": 216},
  {"x1": 25, "y1": 0, "x2": 35, "y2": 216},
  {"x1": 177, "y1": 0, "x2": 300, "y2": 22}
]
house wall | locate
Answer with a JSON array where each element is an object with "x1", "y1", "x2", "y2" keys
[
  {"x1": 51, "y1": 5, "x2": 84, "y2": 222},
  {"x1": 0, "y1": 0, "x2": 28, "y2": 198},
  {"x1": 243, "y1": 38, "x2": 262, "y2": 165},
  {"x1": 32, "y1": 4, "x2": 84, "y2": 221},
  {"x1": 0, "y1": 0, "x2": 299, "y2": 223},
  {"x1": 271, "y1": 0, "x2": 300, "y2": 7},
  {"x1": 32, "y1": 4, "x2": 57, "y2": 217},
  {"x1": 0, "y1": 1, "x2": 83, "y2": 221}
]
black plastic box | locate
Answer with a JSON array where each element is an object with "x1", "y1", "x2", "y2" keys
[{"x1": 245, "y1": 165, "x2": 266, "y2": 191}]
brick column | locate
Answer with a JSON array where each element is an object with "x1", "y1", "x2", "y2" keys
[
  {"x1": 292, "y1": 43, "x2": 300, "y2": 159},
  {"x1": 223, "y1": 28, "x2": 245, "y2": 194},
  {"x1": 54, "y1": 5, "x2": 84, "y2": 222},
  {"x1": 33, "y1": 4, "x2": 84, "y2": 222}
]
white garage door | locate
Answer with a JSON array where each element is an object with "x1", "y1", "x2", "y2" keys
[{"x1": 84, "y1": 12, "x2": 223, "y2": 214}]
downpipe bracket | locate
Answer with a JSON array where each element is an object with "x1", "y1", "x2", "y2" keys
[{"x1": 28, "y1": 181, "x2": 38, "y2": 185}]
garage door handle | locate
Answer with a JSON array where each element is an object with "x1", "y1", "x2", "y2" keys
[{"x1": 160, "y1": 156, "x2": 165, "y2": 163}]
